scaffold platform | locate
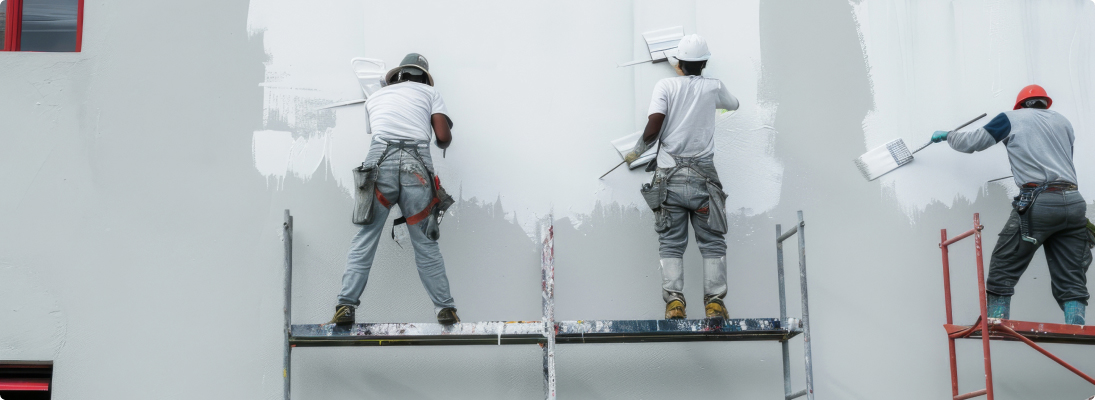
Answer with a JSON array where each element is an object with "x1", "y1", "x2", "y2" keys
[
  {"x1": 281, "y1": 210, "x2": 815, "y2": 400},
  {"x1": 289, "y1": 317, "x2": 803, "y2": 347},
  {"x1": 938, "y1": 213, "x2": 1095, "y2": 400}
]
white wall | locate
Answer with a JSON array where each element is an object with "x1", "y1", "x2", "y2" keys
[{"x1": 2, "y1": 0, "x2": 1094, "y2": 399}]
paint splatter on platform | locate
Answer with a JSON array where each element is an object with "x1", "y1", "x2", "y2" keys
[
  {"x1": 556, "y1": 318, "x2": 801, "y2": 343},
  {"x1": 290, "y1": 321, "x2": 546, "y2": 346},
  {"x1": 290, "y1": 318, "x2": 801, "y2": 346}
]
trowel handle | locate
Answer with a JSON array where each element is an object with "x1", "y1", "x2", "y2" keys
[
  {"x1": 951, "y1": 113, "x2": 988, "y2": 133},
  {"x1": 912, "y1": 141, "x2": 933, "y2": 154},
  {"x1": 913, "y1": 113, "x2": 989, "y2": 155}
]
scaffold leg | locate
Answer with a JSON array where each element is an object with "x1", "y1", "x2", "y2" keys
[
  {"x1": 777, "y1": 222, "x2": 792, "y2": 398},
  {"x1": 796, "y1": 211, "x2": 815, "y2": 400},
  {"x1": 971, "y1": 214, "x2": 994, "y2": 400},
  {"x1": 776, "y1": 211, "x2": 814, "y2": 400},
  {"x1": 541, "y1": 218, "x2": 556, "y2": 400},
  {"x1": 284, "y1": 210, "x2": 293, "y2": 400}
]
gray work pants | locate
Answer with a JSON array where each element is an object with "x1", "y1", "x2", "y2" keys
[
  {"x1": 986, "y1": 190, "x2": 1093, "y2": 307},
  {"x1": 656, "y1": 159, "x2": 728, "y2": 259},
  {"x1": 337, "y1": 140, "x2": 455, "y2": 314},
  {"x1": 655, "y1": 157, "x2": 728, "y2": 303}
]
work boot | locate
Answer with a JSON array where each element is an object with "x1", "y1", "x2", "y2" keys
[
  {"x1": 330, "y1": 304, "x2": 355, "y2": 326},
  {"x1": 1064, "y1": 301, "x2": 1086, "y2": 325},
  {"x1": 705, "y1": 299, "x2": 729, "y2": 319},
  {"x1": 665, "y1": 299, "x2": 686, "y2": 319},
  {"x1": 437, "y1": 307, "x2": 460, "y2": 325},
  {"x1": 986, "y1": 293, "x2": 1010, "y2": 319}
]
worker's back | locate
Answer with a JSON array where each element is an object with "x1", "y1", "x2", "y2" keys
[
  {"x1": 649, "y1": 76, "x2": 737, "y2": 166},
  {"x1": 367, "y1": 81, "x2": 447, "y2": 141},
  {"x1": 1001, "y1": 108, "x2": 1077, "y2": 185}
]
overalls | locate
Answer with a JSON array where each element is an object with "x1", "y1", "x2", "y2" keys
[{"x1": 337, "y1": 139, "x2": 455, "y2": 314}]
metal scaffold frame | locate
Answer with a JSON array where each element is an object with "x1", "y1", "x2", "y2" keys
[
  {"x1": 939, "y1": 213, "x2": 1095, "y2": 400},
  {"x1": 282, "y1": 210, "x2": 815, "y2": 399}
]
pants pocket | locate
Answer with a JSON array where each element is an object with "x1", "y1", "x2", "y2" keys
[
  {"x1": 999, "y1": 210, "x2": 1020, "y2": 236},
  {"x1": 400, "y1": 161, "x2": 431, "y2": 186},
  {"x1": 654, "y1": 208, "x2": 672, "y2": 233},
  {"x1": 705, "y1": 182, "x2": 729, "y2": 235}
]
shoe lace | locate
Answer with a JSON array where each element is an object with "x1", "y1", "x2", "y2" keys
[{"x1": 329, "y1": 307, "x2": 349, "y2": 324}]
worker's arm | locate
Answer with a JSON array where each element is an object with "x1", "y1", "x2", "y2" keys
[
  {"x1": 432, "y1": 113, "x2": 453, "y2": 149},
  {"x1": 624, "y1": 113, "x2": 665, "y2": 163},
  {"x1": 642, "y1": 113, "x2": 665, "y2": 144},
  {"x1": 624, "y1": 80, "x2": 672, "y2": 163},
  {"x1": 715, "y1": 82, "x2": 740, "y2": 112},
  {"x1": 945, "y1": 113, "x2": 1010, "y2": 153}
]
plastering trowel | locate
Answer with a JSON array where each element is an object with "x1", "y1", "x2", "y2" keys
[
  {"x1": 617, "y1": 26, "x2": 684, "y2": 67},
  {"x1": 315, "y1": 57, "x2": 387, "y2": 111},
  {"x1": 600, "y1": 109, "x2": 736, "y2": 179},
  {"x1": 854, "y1": 113, "x2": 987, "y2": 181}
]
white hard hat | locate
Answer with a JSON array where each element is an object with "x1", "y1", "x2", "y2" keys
[{"x1": 673, "y1": 34, "x2": 711, "y2": 62}]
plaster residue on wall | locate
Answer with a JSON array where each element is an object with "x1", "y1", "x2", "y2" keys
[
  {"x1": 850, "y1": 0, "x2": 1095, "y2": 218},
  {"x1": 599, "y1": 0, "x2": 783, "y2": 219},
  {"x1": 245, "y1": 0, "x2": 782, "y2": 234},
  {"x1": 246, "y1": 0, "x2": 372, "y2": 191},
  {"x1": 0, "y1": 263, "x2": 67, "y2": 359}
]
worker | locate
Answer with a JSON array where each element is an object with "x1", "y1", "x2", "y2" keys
[
  {"x1": 932, "y1": 84, "x2": 1092, "y2": 325},
  {"x1": 331, "y1": 53, "x2": 460, "y2": 326},
  {"x1": 624, "y1": 34, "x2": 740, "y2": 320}
]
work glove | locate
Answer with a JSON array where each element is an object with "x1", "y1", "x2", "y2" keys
[
  {"x1": 625, "y1": 139, "x2": 651, "y2": 164},
  {"x1": 931, "y1": 130, "x2": 949, "y2": 143}
]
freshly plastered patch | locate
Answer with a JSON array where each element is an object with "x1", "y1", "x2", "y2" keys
[
  {"x1": 713, "y1": 102, "x2": 782, "y2": 215},
  {"x1": 247, "y1": 0, "x2": 782, "y2": 234},
  {"x1": 850, "y1": 0, "x2": 1095, "y2": 218}
]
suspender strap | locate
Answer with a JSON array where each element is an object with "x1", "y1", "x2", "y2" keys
[
  {"x1": 375, "y1": 188, "x2": 392, "y2": 208},
  {"x1": 404, "y1": 197, "x2": 440, "y2": 226}
]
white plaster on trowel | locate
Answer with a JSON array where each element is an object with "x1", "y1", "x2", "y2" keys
[{"x1": 850, "y1": 0, "x2": 1095, "y2": 218}]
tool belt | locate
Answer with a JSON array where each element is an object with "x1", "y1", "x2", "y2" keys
[
  {"x1": 352, "y1": 139, "x2": 455, "y2": 241},
  {"x1": 352, "y1": 161, "x2": 381, "y2": 225},
  {"x1": 640, "y1": 156, "x2": 728, "y2": 234},
  {"x1": 1013, "y1": 181, "x2": 1078, "y2": 244},
  {"x1": 1041, "y1": 182, "x2": 1078, "y2": 192}
]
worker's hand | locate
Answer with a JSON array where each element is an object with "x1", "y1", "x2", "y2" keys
[
  {"x1": 931, "y1": 130, "x2": 949, "y2": 143},
  {"x1": 623, "y1": 151, "x2": 642, "y2": 163}
]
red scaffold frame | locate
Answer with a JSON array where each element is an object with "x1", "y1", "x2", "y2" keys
[{"x1": 939, "y1": 213, "x2": 1095, "y2": 400}]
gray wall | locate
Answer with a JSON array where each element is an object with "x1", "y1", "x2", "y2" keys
[{"x1": 1, "y1": 0, "x2": 1094, "y2": 399}]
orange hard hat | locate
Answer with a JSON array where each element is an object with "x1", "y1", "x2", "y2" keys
[{"x1": 1014, "y1": 84, "x2": 1052, "y2": 110}]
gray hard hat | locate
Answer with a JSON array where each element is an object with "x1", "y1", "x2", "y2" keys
[{"x1": 385, "y1": 53, "x2": 434, "y2": 86}]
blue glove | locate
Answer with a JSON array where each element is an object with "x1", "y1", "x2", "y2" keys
[{"x1": 931, "y1": 130, "x2": 949, "y2": 143}]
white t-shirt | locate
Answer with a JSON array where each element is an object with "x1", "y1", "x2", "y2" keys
[
  {"x1": 647, "y1": 76, "x2": 739, "y2": 167},
  {"x1": 366, "y1": 81, "x2": 448, "y2": 142}
]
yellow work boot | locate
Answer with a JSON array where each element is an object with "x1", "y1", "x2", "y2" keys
[
  {"x1": 665, "y1": 299, "x2": 686, "y2": 319},
  {"x1": 705, "y1": 299, "x2": 729, "y2": 319}
]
